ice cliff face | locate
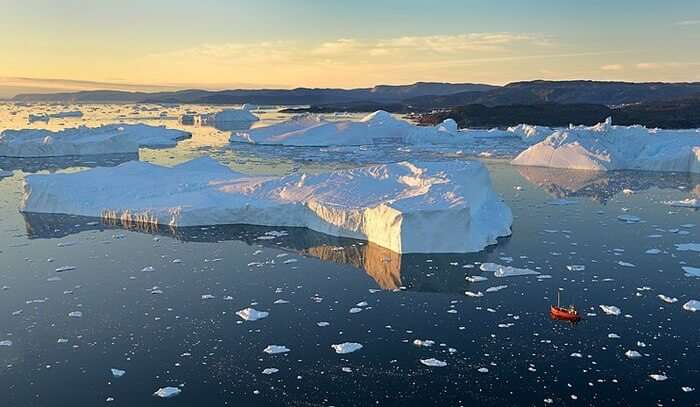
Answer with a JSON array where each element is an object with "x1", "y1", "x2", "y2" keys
[
  {"x1": 21, "y1": 157, "x2": 512, "y2": 254},
  {"x1": 512, "y1": 118, "x2": 700, "y2": 173}
]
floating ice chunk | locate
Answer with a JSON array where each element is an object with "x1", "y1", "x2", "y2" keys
[
  {"x1": 331, "y1": 342, "x2": 363, "y2": 354},
  {"x1": 316, "y1": 322, "x2": 330, "y2": 327},
  {"x1": 480, "y1": 263, "x2": 539, "y2": 277},
  {"x1": 658, "y1": 294, "x2": 678, "y2": 304},
  {"x1": 262, "y1": 368, "x2": 279, "y2": 375},
  {"x1": 21, "y1": 158, "x2": 512, "y2": 254},
  {"x1": 68, "y1": 311, "x2": 83, "y2": 318},
  {"x1": 231, "y1": 110, "x2": 471, "y2": 147},
  {"x1": 141, "y1": 266, "x2": 155, "y2": 272},
  {"x1": 649, "y1": 374, "x2": 668, "y2": 382},
  {"x1": 420, "y1": 358, "x2": 447, "y2": 367},
  {"x1": 566, "y1": 265, "x2": 585, "y2": 271},
  {"x1": 682, "y1": 300, "x2": 699, "y2": 312},
  {"x1": 0, "y1": 340, "x2": 12, "y2": 346},
  {"x1": 617, "y1": 261, "x2": 636, "y2": 268},
  {"x1": 570, "y1": 352, "x2": 583, "y2": 358},
  {"x1": 236, "y1": 308, "x2": 269, "y2": 321},
  {"x1": 477, "y1": 367, "x2": 489, "y2": 373},
  {"x1": 263, "y1": 345, "x2": 290, "y2": 354},
  {"x1": 682, "y1": 267, "x2": 700, "y2": 277},
  {"x1": 111, "y1": 368, "x2": 126, "y2": 378},
  {"x1": 663, "y1": 198, "x2": 699, "y2": 208},
  {"x1": 485, "y1": 285, "x2": 508, "y2": 293},
  {"x1": 624, "y1": 350, "x2": 642, "y2": 359},
  {"x1": 349, "y1": 307, "x2": 363, "y2": 314},
  {"x1": 599, "y1": 305, "x2": 621, "y2": 316},
  {"x1": 465, "y1": 291, "x2": 484, "y2": 298},
  {"x1": 608, "y1": 333, "x2": 621, "y2": 339},
  {"x1": 645, "y1": 249, "x2": 661, "y2": 255},
  {"x1": 413, "y1": 339, "x2": 435, "y2": 347},
  {"x1": 201, "y1": 294, "x2": 215, "y2": 300},
  {"x1": 682, "y1": 386, "x2": 696, "y2": 392},
  {"x1": 511, "y1": 119, "x2": 700, "y2": 174},
  {"x1": 0, "y1": 124, "x2": 190, "y2": 157},
  {"x1": 675, "y1": 243, "x2": 700, "y2": 252},
  {"x1": 465, "y1": 276, "x2": 488, "y2": 282},
  {"x1": 55, "y1": 266, "x2": 76, "y2": 272},
  {"x1": 153, "y1": 387, "x2": 181, "y2": 398}
]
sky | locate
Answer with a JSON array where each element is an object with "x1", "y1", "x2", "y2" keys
[{"x1": 1, "y1": 0, "x2": 699, "y2": 97}]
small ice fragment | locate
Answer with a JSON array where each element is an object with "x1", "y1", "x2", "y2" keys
[
  {"x1": 682, "y1": 300, "x2": 699, "y2": 312},
  {"x1": 477, "y1": 367, "x2": 489, "y2": 373},
  {"x1": 682, "y1": 266, "x2": 700, "y2": 277},
  {"x1": 349, "y1": 307, "x2": 363, "y2": 313},
  {"x1": 68, "y1": 311, "x2": 83, "y2": 318},
  {"x1": 55, "y1": 266, "x2": 76, "y2": 272},
  {"x1": 0, "y1": 340, "x2": 12, "y2": 347},
  {"x1": 599, "y1": 305, "x2": 621, "y2": 316},
  {"x1": 675, "y1": 243, "x2": 700, "y2": 252},
  {"x1": 649, "y1": 374, "x2": 668, "y2": 381},
  {"x1": 141, "y1": 266, "x2": 155, "y2": 272},
  {"x1": 617, "y1": 261, "x2": 636, "y2": 267},
  {"x1": 480, "y1": 263, "x2": 539, "y2": 277},
  {"x1": 617, "y1": 214, "x2": 641, "y2": 223},
  {"x1": 153, "y1": 387, "x2": 181, "y2": 398},
  {"x1": 465, "y1": 275, "x2": 488, "y2": 282},
  {"x1": 262, "y1": 368, "x2": 279, "y2": 375},
  {"x1": 657, "y1": 294, "x2": 678, "y2": 304},
  {"x1": 420, "y1": 358, "x2": 447, "y2": 367},
  {"x1": 236, "y1": 308, "x2": 269, "y2": 321},
  {"x1": 645, "y1": 249, "x2": 661, "y2": 255},
  {"x1": 608, "y1": 333, "x2": 620, "y2": 339},
  {"x1": 566, "y1": 265, "x2": 585, "y2": 272},
  {"x1": 263, "y1": 345, "x2": 290, "y2": 354},
  {"x1": 485, "y1": 285, "x2": 508, "y2": 293},
  {"x1": 624, "y1": 350, "x2": 642, "y2": 359},
  {"x1": 331, "y1": 342, "x2": 363, "y2": 354},
  {"x1": 465, "y1": 291, "x2": 484, "y2": 297},
  {"x1": 316, "y1": 321, "x2": 330, "y2": 327},
  {"x1": 413, "y1": 339, "x2": 435, "y2": 347},
  {"x1": 111, "y1": 368, "x2": 126, "y2": 378},
  {"x1": 682, "y1": 387, "x2": 695, "y2": 393}
]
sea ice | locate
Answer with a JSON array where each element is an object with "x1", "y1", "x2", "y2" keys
[
  {"x1": 22, "y1": 157, "x2": 512, "y2": 254},
  {"x1": 420, "y1": 358, "x2": 447, "y2": 367},
  {"x1": 682, "y1": 300, "x2": 699, "y2": 312},
  {"x1": 658, "y1": 294, "x2": 678, "y2": 304},
  {"x1": 682, "y1": 267, "x2": 700, "y2": 277},
  {"x1": 480, "y1": 262, "x2": 540, "y2": 277},
  {"x1": 236, "y1": 308, "x2": 269, "y2": 321},
  {"x1": 331, "y1": 342, "x2": 363, "y2": 354},
  {"x1": 512, "y1": 118, "x2": 700, "y2": 174},
  {"x1": 663, "y1": 198, "x2": 699, "y2": 208},
  {"x1": 0, "y1": 124, "x2": 190, "y2": 157},
  {"x1": 675, "y1": 243, "x2": 700, "y2": 252},
  {"x1": 599, "y1": 305, "x2": 621, "y2": 316},
  {"x1": 153, "y1": 387, "x2": 181, "y2": 398},
  {"x1": 263, "y1": 345, "x2": 290, "y2": 354},
  {"x1": 111, "y1": 368, "x2": 126, "y2": 378},
  {"x1": 624, "y1": 350, "x2": 642, "y2": 358}
]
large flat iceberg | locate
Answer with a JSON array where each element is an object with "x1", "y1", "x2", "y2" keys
[
  {"x1": 0, "y1": 124, "x2": 191, "y2": 157},
  {"x1": 231, "y1": 110, "x2": 505, "y2": 146},
  {"x1": 512, "y1": 118, "x2": 700, "y2": 173},
  {"x1": 21, "y1": 157, "x2": 512, "y2": 254}
]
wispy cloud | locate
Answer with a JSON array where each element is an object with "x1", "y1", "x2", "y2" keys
[
  {"x1": 600, "y1": 64, "x2": 624, "y2": 71},
  {"x1": 675, "y1": 19, "x2": 700, "y2": 26}
]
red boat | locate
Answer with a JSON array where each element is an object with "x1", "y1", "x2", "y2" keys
[{"x1": 550, "y1": 291, "x2": 581, "y2": 322}]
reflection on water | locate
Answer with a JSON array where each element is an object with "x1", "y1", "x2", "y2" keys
[
  {"x1": 0, "y1": 153, "x2": 137, "y2": 173},
  {"x1": 517, "y1": 166, "x2": 700, "y2": 203},
  {"x1": 22, "y1": 213, "x2": 502, "y2": 293}
]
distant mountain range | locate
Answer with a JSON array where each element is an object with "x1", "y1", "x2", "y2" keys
[
  {"x1": 10, "y1": 82, "x2": 496, "y2": 105},
  {"x1": 11, "y1": 80, "x2": 700, "y2": 109}
]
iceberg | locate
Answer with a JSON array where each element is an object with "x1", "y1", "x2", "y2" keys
[
  {"x1": 231, "y1": 110, "x2": 485, "y2": 146},
  {"x1": 153, "y1": 387, "x2": 181, "y2": 398},
  {"x1": 331, "y1": 342, "x2": 363, "y2": 354},
  {"x1": 0, "y1": 124, "x2": 190, "y2": 157},
  {"x1": 683, "y1": 300, "x2": 699, "y2": 312},
  {"x1": 201, "y1": 107, "x2": 259, "y2": 125},
  {"x1": 512, "y1": 118, "x2": 700, "y2": 173},
  {"x1": 21, "y1": 157, "x2": 512, "y2": 254}
]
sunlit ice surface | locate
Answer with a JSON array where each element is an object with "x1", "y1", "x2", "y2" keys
[{"x1": 0, "y1": 102, "x2": 699, "y2": 406}]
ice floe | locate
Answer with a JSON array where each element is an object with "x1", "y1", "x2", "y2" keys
[
  {"x1": 420, "y1": 358, "x2": 447, "y2": 367},
  {"x1": 110, "y1": 368, "x2": 126, "y2": 378},
  {"x1": 682, "y1": 300, "x2": 699, "y2": 312},
  {"x1": 0, "y1": 124, "x2": 190, "y2": 157},
  {"x1": 232, "y1": 110, "x2": 493, "y2": 147},
  {"x1": 512, "y1": 118, "x2": 700, "y2": 174},
  {"x1": 480, "y1": 262, "x2": 540, "y2": 277},
  {"x1": 675, "y1": 243, "x2": 700, "y2": 252},
  {"x1": 153, "y1": 387, "x2": 181, "y2": 398},
  {"x1": 263, "y1": 345, "x2": 290, "y2": 354},
  {"x1": 599, "y1": 305, "x2": 621, "y2": 316},
  {"x1": 682, "y1": 266, "x2": 700, "y2": 277},
  {"x1": 331, "y1": 342, "x2": 363, "y2": 354},
  {"x1": 236, "y1": 308, "x2": 269, "y2": 321},
  {"x1": 663, "y1": 198, "x2": 699, "y2": 208},
  {"x1": 22, "y1": 157, "x2": 512, "y2": 254}
]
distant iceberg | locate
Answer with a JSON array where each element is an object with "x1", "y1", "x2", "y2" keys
[
  {"x1": 0, "y1": 124, "x2": 191, "y2": 157},
  {"x1": 512, "y1": 118, "x2": 700, "y2": 173},
  {"x1": 231, "y1": 110, "x2": 498, "y2": 146},
  {"x1": 21, "y1": 157, "x2": 512, "y2": 254},
  {"x1": 201, "y1": 107, "x2": 259, "y2": 125},
  {"x1": 28, "y1": 110, "x2": 83, "y2": 123}
]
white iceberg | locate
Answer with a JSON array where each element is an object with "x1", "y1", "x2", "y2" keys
[
  {"x1": 683, "y1": 266, "x2": 700, "y2": 277},
  {"x1": 236, "y1": 307, "x2": 269, "y2": 321},
  {"x1": 263, "y1": 345, "x2": 290, "y2": 354},
  {"x1": 0, "y1": 124, "x2": 190, "y2": 157},
  {"x1": 231, "y1": 110, "x2": 485, "y2": 146},
  {"x1": 675, "y1": 243, "x2": 700, "y2": 252},
  {"x1": 480, "y1": 262, "x2": 539, "y2": 277},
  {"x1": 331, "y1": 342, "x2": 363, "y2": 354},
  {"x1": 682, "y1": 300, "x2": 699, "y2": 312},
  {"x1": 512, "y1": 118, "x2": 700, "y2": 174},
  {"x1": 599, "y1": 305, "x2": 621, "y2": 316},
  {"x1": 420, "y1": 358, "x2": 447, "y2": 367},
  {"x1": 153, "y1": 387, "x2": 181, "y2": 398},
  {"x1": 111, "y1": 368, "x2": 126, "y2": 378},
  {"x1": 201, "y1": 108, "x2": 258, "y2": 125},
  {"x1": 21, "y1": 157, "x2": 512, "y2": 254},
  {"x1": 663, "y1": 198, "x2": 699, "y2": 208}
]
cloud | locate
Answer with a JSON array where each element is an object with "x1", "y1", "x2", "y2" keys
[
  {"x1": 600, "y1": 64, "x2": 623, "y2": 71},
  {"x1": 311, "y1": 39, "x2": 363, "y2": 56},
  {"x1": 636, "y1": 62, "x2": 660, "y2": 70},
  {"x1": 375, "y1": 33, "x2": 545, "y2": 53},
  {"x1": 675, "y1": 19, "x2": 700, "y2": 26}
]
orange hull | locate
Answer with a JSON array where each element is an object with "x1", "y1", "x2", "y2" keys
[{"x1": 550, "y1": 305, "x2": 581, "y2": 321}]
